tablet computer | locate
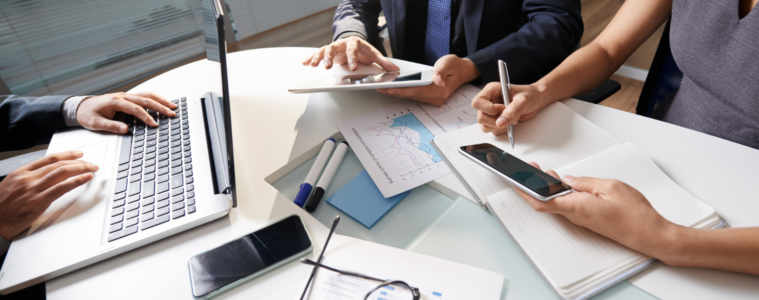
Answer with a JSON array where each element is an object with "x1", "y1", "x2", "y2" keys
[{"x1": 289, "y1": 67, "x2": 433, "y2": 93}]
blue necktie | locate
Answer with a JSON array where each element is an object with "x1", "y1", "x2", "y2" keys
[{"x1": 424, "y1": 0, "x2": 451, "y2": 65}]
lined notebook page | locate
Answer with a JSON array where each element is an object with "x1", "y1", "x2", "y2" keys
[{"x1": 434, "y1": 102, "x2": 618, "y2": 204}]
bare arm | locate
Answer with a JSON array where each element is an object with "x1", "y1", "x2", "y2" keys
[
  {"x1": 660, "y1": 226, "x2": 759, "y2": 275},
  {"x1": 473, "y1": 0, "x2": 673, "y2": 133},
  {"x1": 534, "y1": 0, "x2": 671, "y2": 104}
]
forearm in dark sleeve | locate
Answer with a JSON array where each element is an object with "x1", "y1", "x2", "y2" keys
[
  {"x1": 0, "y1": 95, "x2": 69, "y2": 151},
  {"x1": 467, "y1": 0, "x2": 583, "y2": 84},
  {"x1": 332, "y1": 0, "x2": 382, "y2": 48}
]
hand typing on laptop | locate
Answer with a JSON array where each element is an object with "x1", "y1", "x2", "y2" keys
[
  {"x1": 0, "y1": 92, "x2": 175, "y2": 242},
  {"x1": 76, "y1": 92, "x2": 177, "y2": 134},
  {"x1": 0, "y1": 151, "x2": 97, "y2": 241},
  {"x1": 0, "y1": 2, "x2": 234, "y2": 292}
]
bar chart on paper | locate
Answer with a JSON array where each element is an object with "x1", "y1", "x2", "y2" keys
[{"x1": 338, "y1": 85, "x2": 480, "y2": 197}]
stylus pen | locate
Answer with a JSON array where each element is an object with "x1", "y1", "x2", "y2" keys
[
  {"x1": 294, "y1": 138, "x2": 336, "y2": 207},
  {"x1": 498, "y1": 60, "x2": 515, "y2": 150},
  {"x1": 299, "y1": 215, "x2": 340, "y2": 300},
  {"x1": 304, "y1": 141, "x2": 349, "y2": 212}
]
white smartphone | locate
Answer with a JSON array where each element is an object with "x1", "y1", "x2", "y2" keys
[
  {"x1": 458, "y1": 143, "x2": 572, "y2": 201},
  {"x1": 288, "y1": 69, "x2": 434, "y2": 93},
  {"x1": 187, "y1": 215, "x2": 312, "y2": 299}
]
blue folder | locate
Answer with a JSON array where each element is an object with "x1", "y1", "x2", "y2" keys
[{"x1": 326, "y1": 170, "x2": 410, "y2": 229}]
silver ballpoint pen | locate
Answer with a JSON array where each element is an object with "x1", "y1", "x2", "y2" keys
[{"x1": 497, "y1": 60, "x2": 515, "y2": 150}]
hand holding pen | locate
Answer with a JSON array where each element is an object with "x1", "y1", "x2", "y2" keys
[
  {"x1": 497, "y1": 60, "x2": 514, "y2": 150},
  {"x1": 471, "y1": 63, "x2": 551, "y2": 140}
]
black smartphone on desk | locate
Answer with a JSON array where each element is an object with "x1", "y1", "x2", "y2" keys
[
  {"x1": 187, "y1": 215, "x2": 312, "y2": 299},
  {"x1": 459, "y1": 143, "x2": 572, "y2": 201}
]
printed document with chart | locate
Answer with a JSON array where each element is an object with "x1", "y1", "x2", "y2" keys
[
  {"x1": 338, "y1": 85, "x2": 479, "y2": 197},
  {"x1": 433, "y1": 102, "x2": 724, "y2": 299},
  {"x1": 305, "y1": 234, "x2": 503, "y2": 300}
]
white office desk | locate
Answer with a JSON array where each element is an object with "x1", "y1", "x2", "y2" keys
[{"x1": 44, "y1": 48, "x2": 759, "y2": 299}]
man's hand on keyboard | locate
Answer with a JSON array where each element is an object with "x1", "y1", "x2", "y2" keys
[
  {"x1": 76, "y1": 92, "x2": 177, "y2": 134},
  {"x1": 0, "y1": 151, "x2": 98, "y2": 240}
]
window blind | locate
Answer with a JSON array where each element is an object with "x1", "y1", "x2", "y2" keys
[{"x1": 0, "y1": 0, "x2": 215, "y2": 96}]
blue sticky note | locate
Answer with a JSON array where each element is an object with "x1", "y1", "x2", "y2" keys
[{"x1": 326, "y1": 170, "x2": 410, "y2": 229}]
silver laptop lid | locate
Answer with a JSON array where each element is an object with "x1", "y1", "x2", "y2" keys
[{"x1": 200, "y1": 0, "x2": 236, "y2": 207}]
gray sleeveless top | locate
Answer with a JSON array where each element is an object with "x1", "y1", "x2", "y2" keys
[{"x1": 665, "y1": 0, "x2": 759, "y2": 149}]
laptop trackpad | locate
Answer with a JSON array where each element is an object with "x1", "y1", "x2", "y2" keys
[{"x1": 26, "y1": 129, "x2": 116, "y2": 235}]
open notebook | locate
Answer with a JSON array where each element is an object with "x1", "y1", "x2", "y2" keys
[{"x1": 433, "y1": 102, "x2": 724, "y2": 299}]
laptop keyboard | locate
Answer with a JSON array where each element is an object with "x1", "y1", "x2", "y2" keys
[{"x1": 108, "y1": 97, "x2": 196, "y2": 242}]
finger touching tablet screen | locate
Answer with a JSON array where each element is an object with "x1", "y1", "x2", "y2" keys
[{"x1": 289, "y1": 64, "x2": 433, "y2": 93}]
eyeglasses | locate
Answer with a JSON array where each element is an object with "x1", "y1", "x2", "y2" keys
[
  {"x1": 302, "y1": 258, "x2": 420, "y2": 300},
  {"x1": 298, "y1": 216, "x2": 421, "y2": 300}
]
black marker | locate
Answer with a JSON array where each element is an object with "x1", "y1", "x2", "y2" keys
[{"x1": 304, "y1": 141, "x2": 348, "y2": 212}]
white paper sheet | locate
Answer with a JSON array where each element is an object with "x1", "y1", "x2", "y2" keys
[
  {"x1": 306, "y1": 234, "x2": 504, "y2": 300},
  {"x1": 309, "y1": 272, "x2": 435, "y2": 300},
  {"x1": 338, "y1": 86, "x2": 479, "y2": 197},
  {"x1": 630, "y1": 264, "x2": 759, "y2": 300}
]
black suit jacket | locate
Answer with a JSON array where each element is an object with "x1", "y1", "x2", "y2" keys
[
  {"x1": 1, "y1": 95, "x2": 69, "y2": 152},
  {"x1": 333, "y1": 0, "x2": 583, "y2": 84}
]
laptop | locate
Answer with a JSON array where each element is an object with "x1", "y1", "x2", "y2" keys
[{"x1": 0, "y1": 0, "x2": 236, "y2": 294}]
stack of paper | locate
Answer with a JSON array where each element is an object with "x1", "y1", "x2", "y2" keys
[{"x1": 433, "y1": 102, "x2": 723, "y2": 299}]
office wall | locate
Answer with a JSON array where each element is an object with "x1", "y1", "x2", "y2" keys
[{"x1": 227, "y1": 0, "x2": 337, "y2": 40}]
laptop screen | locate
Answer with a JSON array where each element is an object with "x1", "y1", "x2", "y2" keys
[{"x1": 199, "y1": 0, "x2": 236, "y2": 206}]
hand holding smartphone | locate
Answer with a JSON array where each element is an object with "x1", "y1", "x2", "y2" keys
[{"x1": 458, "y1": 143, "x2": 572, "y2": 201}]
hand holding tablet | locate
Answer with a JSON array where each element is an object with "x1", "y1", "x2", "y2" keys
[
  {"x1": 296, "y1": 39, "x2": 434, "y2": 93},
  {"x1": 289, "y1": 65, "x2": 433, "y2": 93}
]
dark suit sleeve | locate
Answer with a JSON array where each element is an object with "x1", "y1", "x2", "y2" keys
[
  {"x1": 332, "y1": 0, "x2": 383, "y2": 49},
  {"x1": 467, "y1": 0, "x2": 583, "y2": 84},
  {"x1": 1, "y1": 95, "x2": 69, "y2": 152}
]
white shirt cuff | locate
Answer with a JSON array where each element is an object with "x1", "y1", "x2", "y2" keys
[{"x1": 62, "y1": 96, "x2": 88, "y2": 127}]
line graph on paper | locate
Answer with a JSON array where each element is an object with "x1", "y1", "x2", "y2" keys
[
  {"x1": 338, "y1": 85, "x2": 479, "y2": 197},
  {"x1": 341, "y1": 108, "x2": 451, "y2": 197},
  {"x1": 417, "y1": 84, "x2": 479, "y2": 132},
  {"x1": 356, "y1": 112, "x2": 446, "y2": 181}
]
